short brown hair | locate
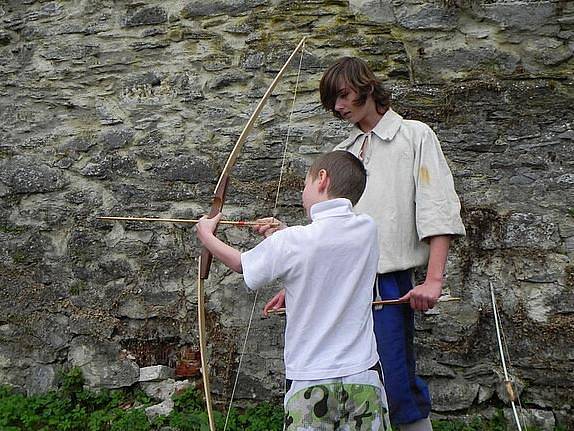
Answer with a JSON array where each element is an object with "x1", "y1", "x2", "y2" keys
[
  {"x1": 308, "y1": 151, "x2": 367, "y2": 205},
  {"x1": 319, "y1": 57, "x2": 391, "y2": 120}
]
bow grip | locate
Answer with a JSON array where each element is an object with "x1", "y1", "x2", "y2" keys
[{"x1": 200, "y1": 174, "x2": 230, "y2": 279}]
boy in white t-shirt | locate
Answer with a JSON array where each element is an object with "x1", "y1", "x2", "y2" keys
[{"x1": 196, "y1": 151, "x2": 390, "y2": 430}]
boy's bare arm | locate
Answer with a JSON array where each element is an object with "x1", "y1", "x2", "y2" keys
[
  {"x1": 253, "y1": 217, "x2": 287, "y2": 316},
  {"x1": 196, "y1": 213, "x2": 243, "y2": 273},
  {"x1": 399, "y1": 235, "x2": 450, "y2": 311}
]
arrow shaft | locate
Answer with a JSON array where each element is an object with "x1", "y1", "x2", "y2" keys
[
  {"x1": 267, "y1": 296, "x2": 460, "y2": 315},
  {"x1": 97, "y1": 216, "x2": 279, "y2": 227}
]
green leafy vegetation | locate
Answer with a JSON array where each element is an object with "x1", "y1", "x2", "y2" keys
[
  {"x1": 10, "y1": 250, "x2": 30, "y2": 264},
  {"x1": 0, "y1": 368, "x2": 564, "y2": 430},
  {"x1": 432, "y1": 410, "x2": 566, "y2": 431},
  {"x1": 69, "y1": 280, "x2": 87, "y2": 295},
  {"x1": 432, "y1": 411, "x2": 507, "y2": 431},
  {"x1": 0, "y1": 368, "x2": 151, "y2": 431},
  {"x1": 0, "y1": 368, "x2": 284, "y2": 431},
  {"x1": 0, "y1": 224, "x2": 27, "y2": 234},
  {"x1": 151, "y1": 388, "x2": 284, "y2": 431}
]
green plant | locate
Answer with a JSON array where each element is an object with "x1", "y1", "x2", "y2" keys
[
  {"x1": 168, "y1": 387, "x2": 220, "y2": 431},
  {"x1": 432, "y1": 410, "x2": 508, "y2": 431},
  {"x1": 168, "y1": 387, "x2": 284, "y2": 431},
  {"x1": 10, "y1": 373, "x2": 566, "y2": 431},
  {"x1": 238, "y1": 401, "x2": 284, "y2": 430},
  {"x1": 0, "y1": 368, "x2": 153, "y2": 431},
  {"x1": 69, "y1": 280, "x2": 87, "y2": 295},
  {"x1": 59, "y1": 366, "x2": 84, "y2": 397},
  {"x1": 10, "y1": 250, "x2": 29, "y2": 264},
  {"x1": 0, "y1": 224, "x2": 26, "y2": 234}
]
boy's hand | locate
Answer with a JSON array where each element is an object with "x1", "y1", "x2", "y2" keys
[
  {"x1": 196, "y1": 213, "x2": 223, "y2": 243},
  {"x1": 398, "y1": 279, "x2": 442, "y2": 311},
  {"x1": 253, "y1": 217, "x2": 287, "y2": 237},
  {"x1": 263, "y1": 289, "x2": 285, "y2": 317}
]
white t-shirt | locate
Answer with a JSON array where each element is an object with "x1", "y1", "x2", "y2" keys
[{"x1": 241, "y1": 198, "x2": 380, "y2": 381}]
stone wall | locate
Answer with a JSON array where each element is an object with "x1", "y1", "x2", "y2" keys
[{"x1": 0, "y1": 0, "x2": 572, "y2": 428}]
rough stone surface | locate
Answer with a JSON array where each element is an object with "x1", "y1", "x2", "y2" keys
[
  {"x1": 503, "y1": 408, "x2": 556, "y2": 431},
  {"x1": 139, "y1": 365, "x2": 175, "y2": 383},
  {"x1": 0, "y1": 0, "x2": 572, "y2": 428},
  {"x1": 427, "y1": 377, "x2": 480, "y2": 412},
  {"x1": 68, "y1": 337, "x2": 140, "y2": 389},
  {"x1": 145, "y1": 398, "x2": 175, "y2": 419},
  {"x1": 141, "y1": 378, "x2": 177, "y2": 401},
  {"x1": 26, "y1": 365, "x2": 57, "y2": 396}
]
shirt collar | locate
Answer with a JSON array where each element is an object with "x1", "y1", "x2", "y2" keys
[
  {"x1": 347, "y1": 108, "x2": 403, "y2": 143},
  {"x1": 310, "y1": 198, "x2": 353, "y2": 221}
]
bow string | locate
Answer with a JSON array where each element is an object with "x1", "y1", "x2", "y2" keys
[
  {"x1": 489, "y1": 281, "x2": 526, "y2": 430},
  {"x1": 198, "y1": 37, "x2": 307, "y2": 431}
]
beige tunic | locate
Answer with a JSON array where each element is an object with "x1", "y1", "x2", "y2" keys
[{"x1": 334, "y1": 108, "x2": 466, "y2": 274}]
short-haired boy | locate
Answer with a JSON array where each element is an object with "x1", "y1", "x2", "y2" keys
[{"x1": 196, "y1": 150, "x2": 390, "y2": 430}]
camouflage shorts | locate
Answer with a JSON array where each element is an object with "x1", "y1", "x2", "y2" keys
[{"x1": 284, "y1": 369, "x2": 391, "y2": 430}]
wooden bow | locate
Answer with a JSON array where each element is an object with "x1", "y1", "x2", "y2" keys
[{"x1": 197, "y1": 37, "x2": 306, "y2": 431}]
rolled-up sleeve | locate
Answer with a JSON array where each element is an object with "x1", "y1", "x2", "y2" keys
[{"x1": 413, "y1": 127, "x2": 466, "y2": 240}]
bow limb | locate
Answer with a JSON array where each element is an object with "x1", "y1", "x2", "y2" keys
[
  {"x1": 197, "y1": 274, "x2": 216, "y2": 430},
  {"x1": 201, "y1": 35, "x2": 306, "y2": 279},
  {"x1": 197, "y1": 37, "x2": 306, "y2": 431},
  {"x1": 198, "y1": 175, "x2": 229, "y2": 431},
  {"x1": 215, "y1": 36, "x2": 306, "y2": 191}
]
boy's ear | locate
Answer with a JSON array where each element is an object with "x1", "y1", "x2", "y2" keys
[{"x1": 317, "y1": 169, "x2": 330, "y2": 192}]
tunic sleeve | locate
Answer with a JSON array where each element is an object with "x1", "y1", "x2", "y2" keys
[{"x1": 413, "y1": 126, "x2": 466, "y2": 240}]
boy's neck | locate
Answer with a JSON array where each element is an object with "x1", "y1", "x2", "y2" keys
[{"x1": 357, "y1": 107, "x2": 387, "y2": 133}]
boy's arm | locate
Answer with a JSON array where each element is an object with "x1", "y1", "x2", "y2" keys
[
  {"x1": 196, "y1": 213, "x2": 242, "y2": 273},
  {"x1": 399, "y1": 235, "x2": 450, "y2": 311},
  {"x1": 406, "y1": 128, "x2": 463, "y2": 310},
  {"x1": 253, "y1": 217, "x2": 288, "y2": 316}
]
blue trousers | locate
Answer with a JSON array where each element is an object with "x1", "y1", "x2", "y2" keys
[{"x1": 373, "y1": 271, "x2": 431, "y2": 425}]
